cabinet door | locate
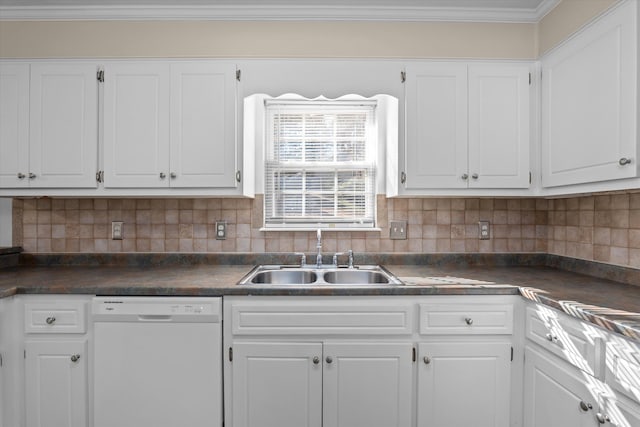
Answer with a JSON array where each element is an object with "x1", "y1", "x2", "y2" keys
[
  {"x1": 541, "y1": 1, "x2": 637, "y2": 187},
  {"x1": 104, "y1": 62, "x2": 170, "y2": 188},
  {"x1": 25, "y1": 340, "x2": 88, "y2": 427},
  {"x1": 524, "y1": 346, "x2": 597, "y2": 427},
  {"x1": 29, "y1": 63, "x2": 98, "y2": 188},
  {"x1": 418, "y1": 341, "x2": 511, "y2": 427},
  {"x1": 468, "y1": 64, "x2": 530, "y2": 188},
  {"x1": 323, "y1": 342, "x2": 413, "y2": 427},
  {"x1": 404, "y1": 63, "x2": 468, "y2": 189},
  {"x1": 600, "y1": 395, "x2": 640, "y2": 427},
  {"x1": 232, "y1": 342, "x2": 322, "y2": 427},
  {"x1": 170, "y1": 62, "x2": 237, "y2": 188},
  {"x1": 0, "y1": 63, "x2": 29, "y2": 188}
]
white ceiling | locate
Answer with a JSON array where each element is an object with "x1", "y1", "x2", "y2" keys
[{"x1": 0, "y1": 0, "x2": 561, "y2": 22}]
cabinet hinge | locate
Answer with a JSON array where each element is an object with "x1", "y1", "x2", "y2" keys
[
  {"x1": 97, "y1": 69, "x2": 104, "y2": 83},
  {"x1": 229, "y1": 347, "x2": 233, "y2": 362},
  {"x1": 511, "y1": 347, "x2": 514, "y2": 362},
  {"x1": 96, "y1": 170, "x2": 104, "y2": 183},
  {"x1": 400, "y1": 71, "x2": 406, "y2": 83},
  {"x1": 0, "y1": 353, "x2": 3, "y2": 367},
  {"x1": 528, "y1": 72, "x2": 531, "y2": 85},
  {"x1": 412, "y1": 347, "x2": 416, "y2": 362},
  {"x1": 24, "y1": 349, "x2": 26, "y2": 359},
  {"x1": 529, "y1": 172, "x2": 532, "y2": 184},
  {"x1": 236, "y1": 69, "x2": 241, "y2": 82}
]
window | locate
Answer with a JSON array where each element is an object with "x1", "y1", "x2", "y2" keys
[{"x1": 264, "y1": 99, "x2": 377, "y2": 229}]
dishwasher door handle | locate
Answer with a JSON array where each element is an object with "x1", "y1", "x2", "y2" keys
[{"x1": 138, "y1": 315, "x2": 173, "y2": 321}]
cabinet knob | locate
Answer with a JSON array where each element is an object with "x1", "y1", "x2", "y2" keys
[
  {"x1": 461, "y1": 174, "x2": 469, "y2": 180},
  {"x1": 471, "y1": 173, "x2": 479, "y2": 180},
  {"x1": 70, "y1": 354, "x2": 80, "y2": 363},
  {"x1": 465, "y1": 317, "x2": 473, "y2": 325},
  {"x1": 17, "y1": 173, "x2": 25, "y2": 179},
  {"x1": 579, "y1": 401, "x2": 593, "y2": 412},
  {"x1": 619, "y1": 157, "x2": 632, "y2": 166},
  {"x1": 596, "y1": 413, "x2": 610, "y2": 424},
  {"x1": 312, "y1": 356, "x2": 320, "y2": 365},
  {"x1": 159, "y1": 172, "x2": 166, "y2": 179},
  {"x1": 545, "y1": 333, "x2": 558, "y2": 343},
  {"x1": 28, "y1": 173, "x2": 36, "y2": 179},
  {"x1": 423, "y1": 356, "x2": 431, "y2": 364},
  {"x1": 325, "y1": 356, "x2": 333, "y2": 364},
  {"x1": 170, "y1": 172, "x2": 177, "y2": 179},
  {"x1": 45, "y1": 316, "x2": 56, "y2": 325}
]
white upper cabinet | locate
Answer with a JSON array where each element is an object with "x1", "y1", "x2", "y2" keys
[
  {"x1": 0, "y1": 62, "x2": 98, "y2": 189},
  {"x1": 468, "y1": 64, "x2": 530, "y2": 189},
  {"x1": 0, "y1": 63, "x2": 29, "y2": 188},
  {"x1": 403, "y1": 61, "x2": 530, "y2": 192},
  {"x1": 103, "y1": 62, "x2": 171, "y2": 188},
  {"x1": 541, "y1": 0, "x2": 638, "y2": 188},
  {"x1": 104, "y1": 61, "x2": 237, "y2": 189},
  {"x1": 404, "y1": 63, "x2": 468, "y2": 189}
]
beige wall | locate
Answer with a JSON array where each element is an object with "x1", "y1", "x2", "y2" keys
[
  {"x1": 536, "y1": 0, "x2": 619, "y2": 56},
  {"x1": 0, "y1": 20, "x2": 537, "y2": 59}
]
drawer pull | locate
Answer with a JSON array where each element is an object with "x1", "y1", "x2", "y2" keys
[
  {"x1": 423, "y1": 356, "x2": 431, "y2": 365},
  {"x1": 45, "y1": 316, "x2": 56, "y2": 325},
  {"x1": 579, "y1": 401, "x2": 592, "y2": 412},
  {"x1": 545, "y1": 333, "x2": 557, "y2": 342},
  {"x1": 596, "y1": 413, "x2": 610, "y2": 424},
  {"x1": 70, "y1": 354, "x2": 80, "y2": 363},
  {"x1": 465, "y1": 317, "x2": 473, "y2": 325}
]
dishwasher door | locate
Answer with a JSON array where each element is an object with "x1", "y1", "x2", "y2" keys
[{"x1": 92, "y1": 297, "x2": 222, "y2": 427}]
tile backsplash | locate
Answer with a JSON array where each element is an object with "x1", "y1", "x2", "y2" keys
[{"x1": 11, "y1": 192, "x2": 640, "y2": 270}]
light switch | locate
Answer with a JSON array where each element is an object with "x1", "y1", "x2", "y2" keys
[{"x1": 390, "y1": 220, "x2": 407, "y2": 240}]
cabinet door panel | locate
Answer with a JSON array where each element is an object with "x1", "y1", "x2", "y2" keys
[
  {"x1": 0, "y1": 63, "x2": 29, "y2": 188},
  {"x1": 30, "y1": 63, "x2": 98, "y2": 188},
  {"x1": 232, "y1": 342, "x2": 322, "y2": 427},
  {"x1": 404, "y1": 63, "x2": 468, "y2": 189},
  {"x1": 468, "y1": 64, "x2": 530, "y2": 188},
  {"x1": 524, "y1": 346, "x2": 596, "y2": 427},
  {"x1": 25, "y1": 340, "x2": 88, "y2": 427},
  {"x1": 323, "y1": 342, "x2": 413, "y2": 427},
  {"x1": 170, "y1": 62, "x2": 237, "y2": 188},
  {"x1": 418, "y1": 341, "x2": 511, "y2": 427},
  {"x1": 541, "y1": 1, "x2": 637, "y2": 187},
  {"x1": 104, "y1": 63, "x2": 170, "y2": 188}
]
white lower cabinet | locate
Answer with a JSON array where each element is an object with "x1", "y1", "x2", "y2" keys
[
  {"x1": 231, "y1": 340, "x2": 413, "y2": 427},
  {"x1": 417, "y1": 342, "x2": 512, "y2": 427},
  {"x1": 24, "y1": 340, "x2": 88, "y2": 427},
  {"x1": 524, "y1": 345, "x2": 598, "y2": 427}
]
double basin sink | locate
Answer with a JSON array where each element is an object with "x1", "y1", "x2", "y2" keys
[{"x1": 238, "y1": 265, "x2": 403, "y2": 286}]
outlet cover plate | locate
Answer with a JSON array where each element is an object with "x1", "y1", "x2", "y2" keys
[
  {"x1": 215, "y1": 221, "x2": 227, "y2": 240},
  {"x1": 479, "y1": 220, "x2": 491, "y2": 240},
  {"x1": 390, "y1": 220, "x2": 407, "y2": 240},
  {"x1": 111, "y1": 221, "x2": 123, "y2": 240}
]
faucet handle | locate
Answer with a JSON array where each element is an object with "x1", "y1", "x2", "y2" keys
[
  {"x1": 294, "y1": 253, "x2": 307, "y2": 267},
  {"x1": 332, "y1": 252, "x2": 345, "y2": 267},
  {"x1": 347, "y1": 250, "x2": 354, "y2": 268}
]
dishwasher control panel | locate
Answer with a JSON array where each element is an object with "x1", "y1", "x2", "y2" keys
[{"x1": 92, "y1": 297, "x2": 221, "y2": 322}]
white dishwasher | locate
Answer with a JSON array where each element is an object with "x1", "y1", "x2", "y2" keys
[{"x1": 92, "y1": 297, "x2": 222, "y2": 427}]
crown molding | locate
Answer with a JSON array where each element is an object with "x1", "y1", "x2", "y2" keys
[{"x1": 0, "y1": 1, "x2": 561, "y2": 23}]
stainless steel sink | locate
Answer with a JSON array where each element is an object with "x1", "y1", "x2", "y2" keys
[
  {"x1": 238, "y1": 265, "x2": 403, "y2": 286},
  {"x1": 250, "y1": 269, "x2": 317, "y2": 285}
]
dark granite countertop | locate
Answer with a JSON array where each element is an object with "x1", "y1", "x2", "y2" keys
[{"x1": 0, "y1": 260, "x2": 638, "y2": 341}]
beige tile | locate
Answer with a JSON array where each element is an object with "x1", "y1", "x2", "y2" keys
[
  {"x1": 594, "y1": 245, "x2": 610, "y2": 262},
  {"x1": 611, "y1": 229, "x2": 629, "y2": 247},
  {"x1": 630, "y1": 210, "x2": 640, "y2": 229},
  {"x1": 610, "y1": 210, "x2": 629, "y2": 228},
  {"x1": 630, "y1": 229, "x2": 640, "y2": 248},
  {"x1": 610, "y1": 246, "x2": 629, "y2": 265},
  {"x1": 579, "y1": 196, "x2": 595, "y2": 211},
  {"x1": 436, "y1": 238, "x2": 451, "y2": 252},
  {"x1": 436, "y1": 210, "x2": 451, "y2": 225},
  {"x1": 629, "y1": 248, "x2": 640, "y2": 268},
  {"x1": 611, "y1": 194, "x2": 630, "y2": 210}
]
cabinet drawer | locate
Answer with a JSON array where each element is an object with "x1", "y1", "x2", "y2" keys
[
  {"x1": 525, "y1": 305, "x2": 603, "y2": 377},
  {"x1": 606, "y1": 335, "x2": 640, "y2": 404},
  {"x1": 419, "y1": 304, "x2": 513, "y2": 335},
  {"x1": 230, "y1": 301, "x2": 414, "y2": 336},
  {"x1": 24, "y1": 301, "x2": 86, "y2": 334}
]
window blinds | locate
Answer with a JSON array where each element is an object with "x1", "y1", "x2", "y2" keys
[{"x1": 264, "y1": 102, "x2": 377, "y2": 229}]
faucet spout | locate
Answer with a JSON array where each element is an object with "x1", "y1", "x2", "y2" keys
[{"x1": 316, "y1": 229, "x2": 323, "y2": 267}]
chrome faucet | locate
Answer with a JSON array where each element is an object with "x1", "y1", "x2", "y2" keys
[{"x1": 316, "y1": 229, "x2": 323, "y2": 267}]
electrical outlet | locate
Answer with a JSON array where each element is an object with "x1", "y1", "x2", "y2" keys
[
  {"x1": 111, "y1": 221, "x2": 124, "y2": 240},
  {"x1": 215, "y1": 221, "x2": 227, "y2": 240},
  {"x1": 479, "y1": 220, "x2": 491, "y2": 240},
  {"x1": 390, "y1": 220, "x2": 407, "y2": 240}
]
